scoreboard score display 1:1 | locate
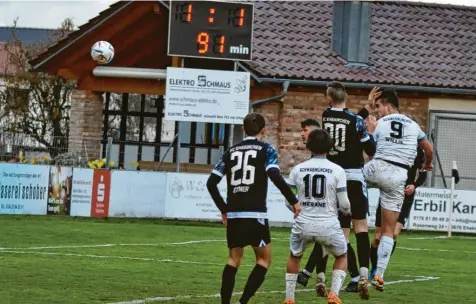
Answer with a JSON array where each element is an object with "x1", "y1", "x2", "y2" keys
[{"x1": 167, "y1": 0, "x2": 254, "y2": 61}]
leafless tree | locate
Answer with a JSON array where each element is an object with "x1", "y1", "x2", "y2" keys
[{"x1": 0, "y1": 18, "x2": 75, "y2": 156}]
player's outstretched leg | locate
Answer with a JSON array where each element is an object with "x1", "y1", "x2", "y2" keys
[
  {"x1": 372, "y1": 208, "x2": 399, "y2": 292},
  {"x1": 238, "y1": 244, "x2": 271, "y2": 304},
  {"x1": 315, "y1": 252, "x2": 329, "y2": 297},
  {"x1": 284, "y1": 251, "x2": 302, "y2": 304},
  {"x1": 343, "y1": 241, "x2": 360, "y2": 292},
  {"x1": 297, "y1": 242, "x2": 321, "y2": 287},
  {"x1": 221, "y1": 248, "x2": 243, "y2": 304},
  {"x1": 370, "y1": 202, "x2": 382, "y2": 279},
  {"x1": 328, "y1": 252, "x2": 347, "y2": 304}
]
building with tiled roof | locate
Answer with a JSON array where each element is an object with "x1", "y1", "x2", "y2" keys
[{"x1": 29, "y1": 1, "x2": 476, "y2": 189}]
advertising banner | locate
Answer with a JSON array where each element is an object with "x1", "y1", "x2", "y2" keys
[
  {"x1": 70, "y1": 168, "x2": 93, "y2": 217},
  {"x1": 165, "y1": 67, "x2": 250, "y2": 124},
  {"x1": 48, "y1": 166, "x2": 73, "y2": 215},
  {"x1": 0, "y1": 163, "x2": 49, "y2": 215},
  {"x1": 409, "y1": 188, "x2": 476, "y2": 233},
  {"x1": 109, "y1": 171, "x2": 167, "y2": 218},
  {"x1": 91, "y1": 169, "x2": 111, "y2": 218},
  {"x1": 164, "y1": 172, "x2": 226, "y2": 220}
]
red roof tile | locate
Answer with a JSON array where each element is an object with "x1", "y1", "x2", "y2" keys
[{"x1": 247, "y1": 1, "x2": 476, "y2": 89}]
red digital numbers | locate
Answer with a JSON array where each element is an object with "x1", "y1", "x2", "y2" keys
[
  {"x1": 197, "y1": 33, "x2": 226, "y2": 55},
  {"x1": 228, "y1": 8, "x2": 245, "y2": 27},
  {"x1": 197, "y1": 32, "x2": 210, "y2": 54},
  {"x1": 213, "y1": 35, "x2": 226, "y2": 54},
  {"x1": 176, "y1": 3, "x2": 193, "y2": 23},
  {"x1": 208, "y1": 8, "x2": 215, "y2": 24}
]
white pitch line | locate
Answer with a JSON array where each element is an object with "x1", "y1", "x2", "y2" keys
[
  {"x1": 399, "y1": 246, "x2": 476, "y2": 254},
  {"x1": 0, "y1": 240, "x2": 225, "y2": 251},
  {"x1": 408, "y1": 236, "x2": 476, "y2": 240},
  {"x1": 0, "y1": 250, "x2": 247, "y2": 267},
  {"x1": 108, "y1": 276, "x2": 440, "y2": 304}
]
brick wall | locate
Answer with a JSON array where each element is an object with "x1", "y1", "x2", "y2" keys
[
  {"x1": 68, "y1": 90, "x2": 104, "y2": 161},
  {"x1": 252, "y1": 86, "x2": 429, "y2": 173}
]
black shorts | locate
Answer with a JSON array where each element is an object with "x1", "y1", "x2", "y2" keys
[
  {"x1": 347, "y1": 180, "x2": 368, "y2": 220},
  {"x1": 226, "y1": 218, "x2": 271, "y2": 249},
  {"x1": 375, "y1": 192, "x2": 416, "y2": 227}
]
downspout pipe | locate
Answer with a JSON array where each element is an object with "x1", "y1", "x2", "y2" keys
[
  {"x1": 236, "y1": 62, "x2": 476, "y2": 96},
  {"x1": 251, "y1": 80, "x2": 290, "y2": 108},
  {"x1": 255, "y1": 77, "x2": 476, "y2": 96}
]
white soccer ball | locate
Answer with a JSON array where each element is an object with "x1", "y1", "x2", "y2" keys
[{"x1": 90, "y1": 41, "x2": 114, "y2": 65}]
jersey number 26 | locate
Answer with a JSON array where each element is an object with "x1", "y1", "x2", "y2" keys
[{"x1": 230, "y1": 150, "x2": 257, "y2": 186}]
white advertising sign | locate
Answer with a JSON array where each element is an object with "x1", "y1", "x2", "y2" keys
[
  {"x1": 70, "y1": 168, "x2": 93, "y2": 217},
  {"x1": 367, "y1": 189, "x2": 380, "y2": 228},
  {"x1": 409, "y1": 188, "x2": 476, "y2": 233},
  {"x1": 165, "y1": 67, "x2": 250, "y2": 124},
  {"x1": 165, "y1": 172, "x2": 225, "y2": 221},
  {"x1": 164, "y1": 173, "x2": 296, "y2": 223},
  {"x1": 0, "y1": 164, "x2": 49, "y2": 215},
  {"x1": 109, "y1": 171, "x2": 167, "y2": 218}
]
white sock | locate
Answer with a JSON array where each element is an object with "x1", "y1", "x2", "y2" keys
[
  {"x1": 331, "y1": 269, "x2": 346, "y2": 295},
  {"x1": 285, "y1": 273, "x2": 298, "y2": 300},
  {"x1": 351, "y1": 276, "x2": 359, "y2": 283},
  {"x1": 317, "y1": 272, "x2": 326, "y2": 283},
  {"x1": 303, "y1": 269, "x2": 312, "y2": 276},
  {"x1": 376, "y1": 236, "x2": 394, "y2": 278},
  {"x1": 360, "y1": 267, "x2": 369, "y2": 279}
]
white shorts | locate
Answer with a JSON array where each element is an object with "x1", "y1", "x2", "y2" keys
[
  {"x1": 363, "y1": 159, "x2": 407, "y2": 212},
  {"x1": 290, "y1": 219, "x2": 347, "y2": 257}
]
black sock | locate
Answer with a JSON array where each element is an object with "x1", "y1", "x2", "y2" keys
[
  {"x1": 370, "y1": 245, "x2": 378, "y2": 270},
  {"x1": 239, "y1": 264, "x2": 268, "y2": 304},
  {"x1": 305, "y1": 243, "x2": 321, "y2": 274},
  {"x1": 347, "y1": 243, "x2": 359, "y2": 278},
  {"x1": 221, "y1": 264, "x2": 238, "y2": 304},
  {"x1": 316, "y1": 251, "x2": 328, "y2": 275},
  {"x1": 391, "y1": 240, "x2": 397, "y2": 256},
  {"x1": 356, "y1": 232, "x2": 371, "y2": 270}
]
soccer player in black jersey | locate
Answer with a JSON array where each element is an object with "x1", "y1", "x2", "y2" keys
[
  {"x1": 369, "y1": 118, "x2": 428, "y2": 279},
  {"x1": 300, "y1": 82, "x2": 376, "y2": 300},
  {"x1": 207, "y1": 113, "x2": 301, "y2": 304}
]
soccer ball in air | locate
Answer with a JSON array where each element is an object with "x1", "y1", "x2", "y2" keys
[{"x1": 90, "y1": 41, "x2": 114, "y2": 65}]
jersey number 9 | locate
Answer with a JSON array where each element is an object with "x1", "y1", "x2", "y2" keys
[
  {"x1": 303, "y1": 174, "x2": 326, "y2": 199},
  {"x1": 230, "y1": 150, "x2": 257, "y2": 186}
]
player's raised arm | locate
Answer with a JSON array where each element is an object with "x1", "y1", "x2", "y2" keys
[
  {"x1": 265, "y1": 144, "x2": 300, "y2": 212},
  {"x1": 356, "y1": 115, "x2": 376, "y2": 157},
  {"x1": 207, "y1": 152, "x2": 228, "y2": 215},
  {"x1": 417, "y1": 128, "x2": 434, "y2": 171},
  {"x1": 336, "y1": 168, "x2": 351, "y2": 215}
]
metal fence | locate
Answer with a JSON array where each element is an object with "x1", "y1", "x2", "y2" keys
[
  {"x1": 430, "y1": 112, "x2": 476, "y2": 191},
  {"x1": 0, "y1": 132, "x2": 222, "y2": 172}
]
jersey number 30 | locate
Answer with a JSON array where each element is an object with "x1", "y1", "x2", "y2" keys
[
  {"x1": 303, "y1": 174, "x2": 326, "y2": 199},
  {"x1": 230, "y1": 150, "x2": 257, "y2": 186}
]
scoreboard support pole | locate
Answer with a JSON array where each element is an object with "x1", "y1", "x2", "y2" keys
[{"x1": 172, "y1": 56, "x2": 183, "y2": 172}]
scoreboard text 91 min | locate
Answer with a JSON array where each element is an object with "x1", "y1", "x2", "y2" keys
[{"x1": 167, "y1": 0, "x2": 254, "y2": 61}]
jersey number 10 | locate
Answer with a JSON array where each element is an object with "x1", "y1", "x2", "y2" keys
[
  {"x1": 230, "y1": 150, "x2": 257, "y2": 186},
  {"x1": 324, "y1": 123, "x2": 346, "y2": 152},
  {"x1": 303, "y1": 174, "x2": 327, "y2": 199}
]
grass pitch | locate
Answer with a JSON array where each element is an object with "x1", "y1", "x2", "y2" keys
[{"x1": 0, "y1": 216, "x2": 474, "y2": 304}]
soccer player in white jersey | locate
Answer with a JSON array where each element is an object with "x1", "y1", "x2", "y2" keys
[
  {"x1": 284, "y1": 129, "x2": 351, "y2": 304},
  {"x1": 364, "y1": 88, "x2": 434, "y2": 291}
]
